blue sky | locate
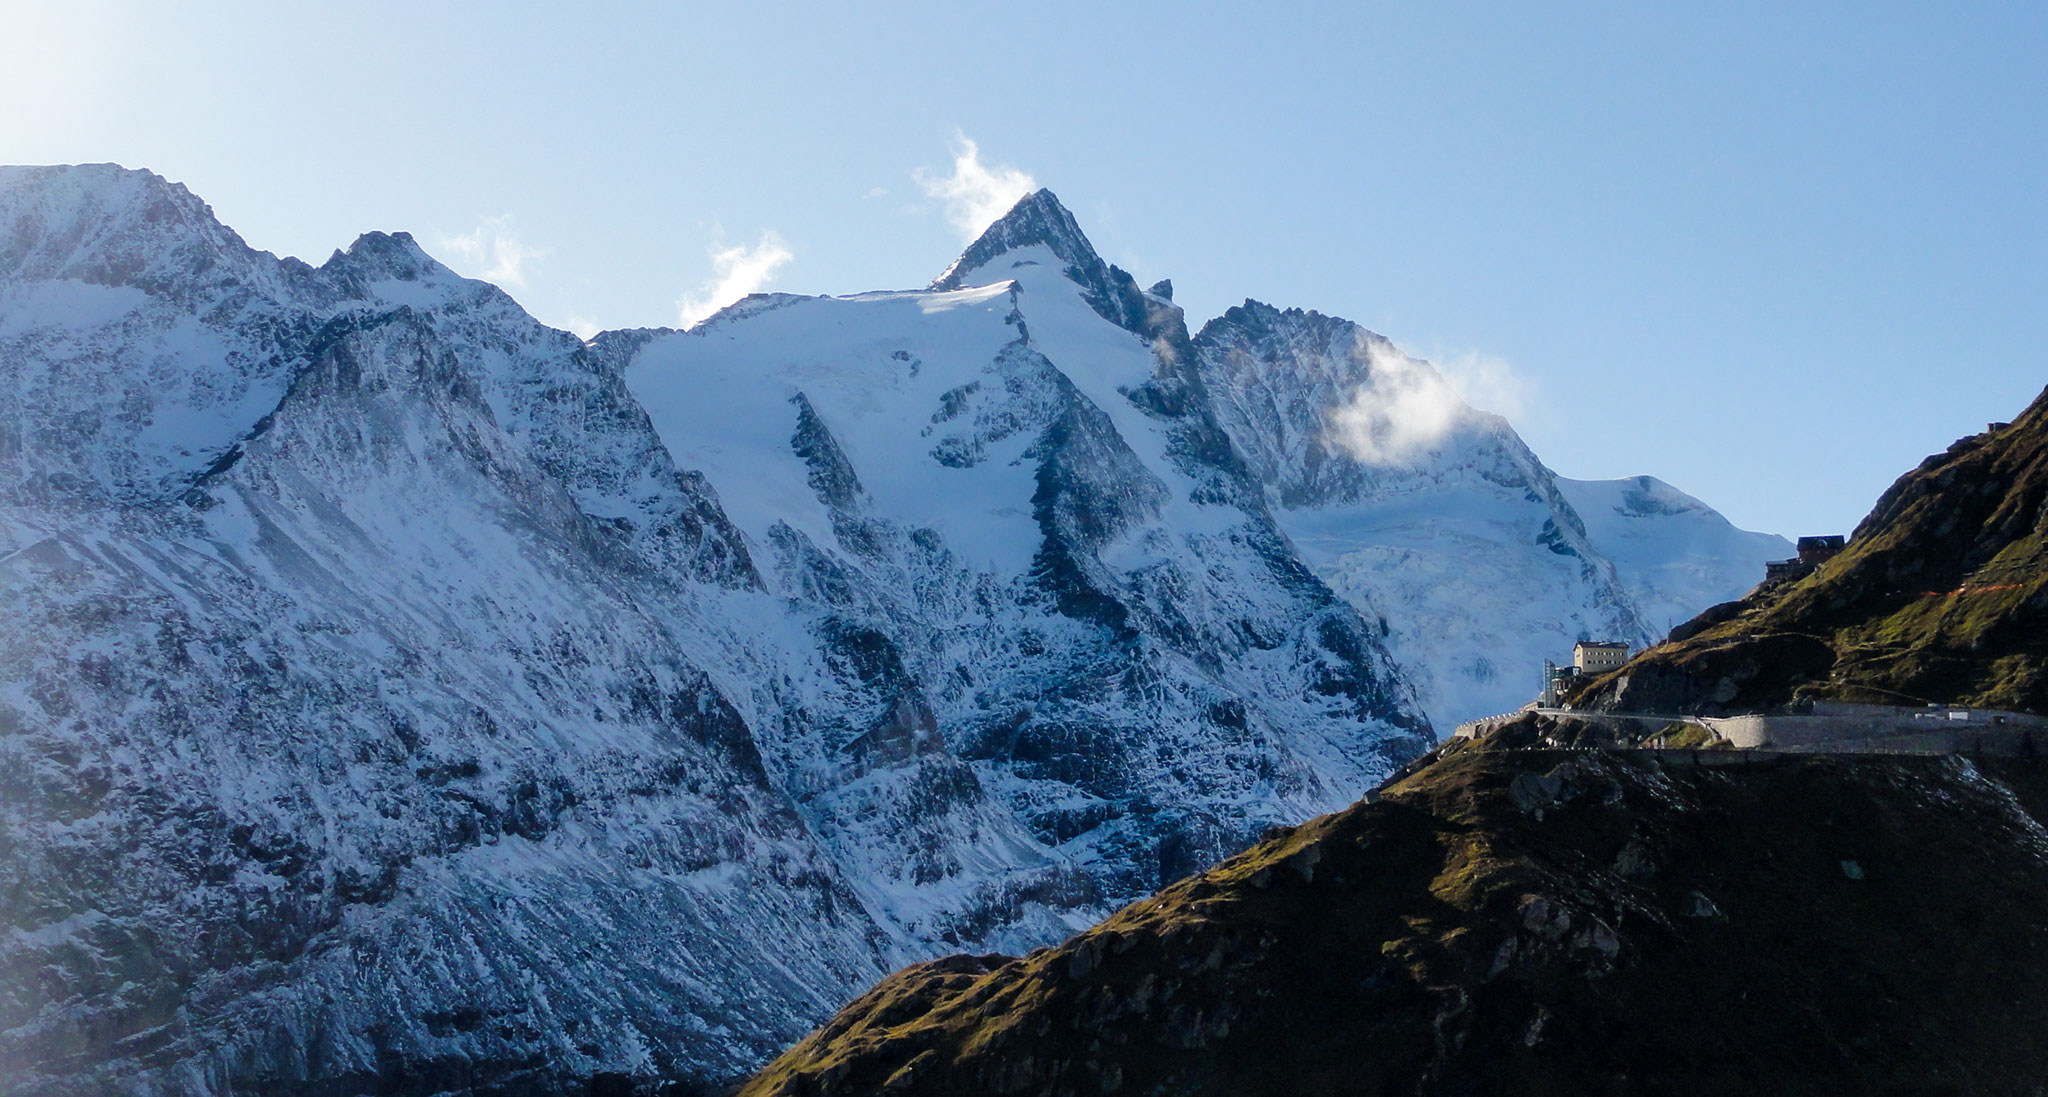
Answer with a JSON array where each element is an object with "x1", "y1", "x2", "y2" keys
[{"x1": 6, "y1": 1, "x2": 2044, "y2": 538}]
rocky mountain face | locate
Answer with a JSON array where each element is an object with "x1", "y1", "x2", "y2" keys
[
  {"x1": 1188, "y1": 302, "x2": 1788, "y2": 727},
  {"x1": 1578, "y1": 387, "x2": 2048, "y2": 716},
  {"x1": 0, "y1": 166, "x2": 1781, "y2": 1095},
  {"x1": 615, "y1": 190, "x2": 1438, "y2": 938},
  {"x1": 1, "y1": 168, "x2": 897, "y2": 1096},
  {"x1": 741, "y1": 743, "x2": 2048, "y2": 1097},
  {"x1": 0, "y1": 168, "x2": 1436, "y2": 1096}
]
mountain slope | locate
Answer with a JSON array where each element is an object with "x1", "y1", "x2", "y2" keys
[
  {"x1": 0, "y1": 169, "x2": 1430, "y2": 1095},
  {"x1": 0, "y1": 166, "x2": 1785, "y2": 1095},
  {"x1": 624, "y1": 204, "x2": 1429, "y2": 904},
  {"x1": 1555, "y1": 475, "x2": 1791, "y2": 636},
  {"x1": 1191, "y1": 302, "x2": 1660, "y2": 727},
  {"x1": 740, "y1": 743, "x2": 2048, "y2": 1096},
  {"x1": 0, "y1": 169, "x2": 895, "y2": 1093},
  {"x1": 1580, "y1": 388, "x2": 2048, "y2": 716}
]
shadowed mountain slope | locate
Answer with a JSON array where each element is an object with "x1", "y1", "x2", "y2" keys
[{"x1": 740, "y1": 743, "x2": 2048, "y2": 1096}]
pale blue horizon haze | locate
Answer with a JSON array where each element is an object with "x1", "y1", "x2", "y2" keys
[{"x1": 4, "y1": 1, "x2": 2044, "y2": 540}]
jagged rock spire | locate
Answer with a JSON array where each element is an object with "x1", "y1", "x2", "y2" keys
[
  {"x1": 931, "y1": 188, "x2": 1158, "y2": 336},
  {"x1": 930, "y1": 189, "x2": 1107, "y2": 292},
  {"x1": 321, "y1": 230, "x2": 457, "y2": 290}
]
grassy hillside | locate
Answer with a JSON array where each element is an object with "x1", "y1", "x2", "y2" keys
[
  {"x1": 1578, "y1": 385, "x2": 2048, "y2": 715},
  {"x1": 738, "y1": 743, "x2": 2048, "y2": 1096}
]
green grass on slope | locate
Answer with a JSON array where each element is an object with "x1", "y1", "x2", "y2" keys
[
  {"x1": 740, "y1": 746, "x2": 2048, "y2": 1097},
  {"x1": 1577, "y1": 393, "x2": 2048, "y2": 715}
]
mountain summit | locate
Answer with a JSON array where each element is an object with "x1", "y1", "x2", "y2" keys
[
  {"x1": 931, "y1": 189, "x2": 1104, "y2": 290},
  {"x1": 931, "y1": 189, "x2": 1153, "y2": 333},
  {"x1": 0, "y1": 163, "x2": 278, "y2": 293}
]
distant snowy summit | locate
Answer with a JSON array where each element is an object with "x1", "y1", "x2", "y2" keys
[{"x1": 0, "y1": 164, "x2": 1783, "y2": 1096}]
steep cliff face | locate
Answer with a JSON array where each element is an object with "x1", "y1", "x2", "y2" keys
[
  {"x1": 0, "y1": 165, "x2": 324, "y2": 510},
  {"x1": 1191, "y1": 303, "x2": 1733, "y2": 727},
  {"x1": 0, "y1": 169, "x2": 1430, "y2": 1095},
  {"x1": 741, "y1": 744, "x2": 2048, "y2": 1097},
  {"x1": 0, "y1": 170, "x2": 891, "y2": 1094},
  {"x1": 1580, "y1": 387, "x2": 2048, "y2": 716}
]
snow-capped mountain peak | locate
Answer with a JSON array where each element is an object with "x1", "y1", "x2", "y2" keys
[
  {"x1": 0, "y1": 163, "x2": 292, "y2": 296},
  {"x1": 323, "y1": 229, "x2": 454, "y2": 286},
  {"x1": 931, "y1": 189, "x2": 1100, "y2": 289},
  {"x1": 1556, "y1": 474, "x2": 1792, "y2": 635},
  {"x1": 932, "y1": 188, "x2": 1153, "y2": 334},
  {"x1": 1190, "y1": 300, "x2": 1787, "y2": 727}
]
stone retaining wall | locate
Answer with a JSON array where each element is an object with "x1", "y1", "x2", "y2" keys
[{"x1": 1703, "y1": 713, "x2": 2048, "y2": 754}]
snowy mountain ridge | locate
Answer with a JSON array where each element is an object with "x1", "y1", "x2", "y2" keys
[
  {"x1": 0, "y1": 164, "x2": 1782, "y2": 1095},
  {"x1": 1189, "y1": 299, "x2": 1789, "y2": 725}
]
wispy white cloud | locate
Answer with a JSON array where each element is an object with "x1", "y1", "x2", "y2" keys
[
  {"x1": 676, "y1": 232, "x2": 794, "y2": 328},
  {"x1": 1432, "y1": 347, "x2": 1533, "y2": 422},
  {"x1": 913, "y1": 135, "x2": 1036, "y2": 241},
  {"x1": 563, "y1": 314, "x2": 603, "y2": 340},
  {"x1": 1326, "y1": 338, "x2": 1534, "y2": 464},
  {"x1": 436, "y1": 216, "x2": 543, "y2": 287}
]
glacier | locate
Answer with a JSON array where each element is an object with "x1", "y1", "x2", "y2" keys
[
  {"x1": 0, "y1": 165, "x2": 1782, "y2": 1094},
  {"x1": 1192, "y1": 300, "x2": 1789, "y2": 726}
]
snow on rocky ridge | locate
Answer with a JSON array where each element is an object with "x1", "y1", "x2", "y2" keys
[
  {"x1": 1192, "y1": 302, "x2": 1791, "y2": 726},
  {"x1": 0, "y1": 165, "x2": 1780, "y2": 1094}
]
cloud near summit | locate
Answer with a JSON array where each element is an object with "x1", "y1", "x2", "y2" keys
[
  {"x1": 1327, "y1": 340, "x2": 1533, "y2": 465},
  {"x1": 915, "y1": 136, "x2": 1037, "y2": 242},
  {"x1": 677, "y1": 232, "x2": 794, "y2": 329},
  {"x1": 436, "y1": 216, "x2": 543, "y2": 288}
]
